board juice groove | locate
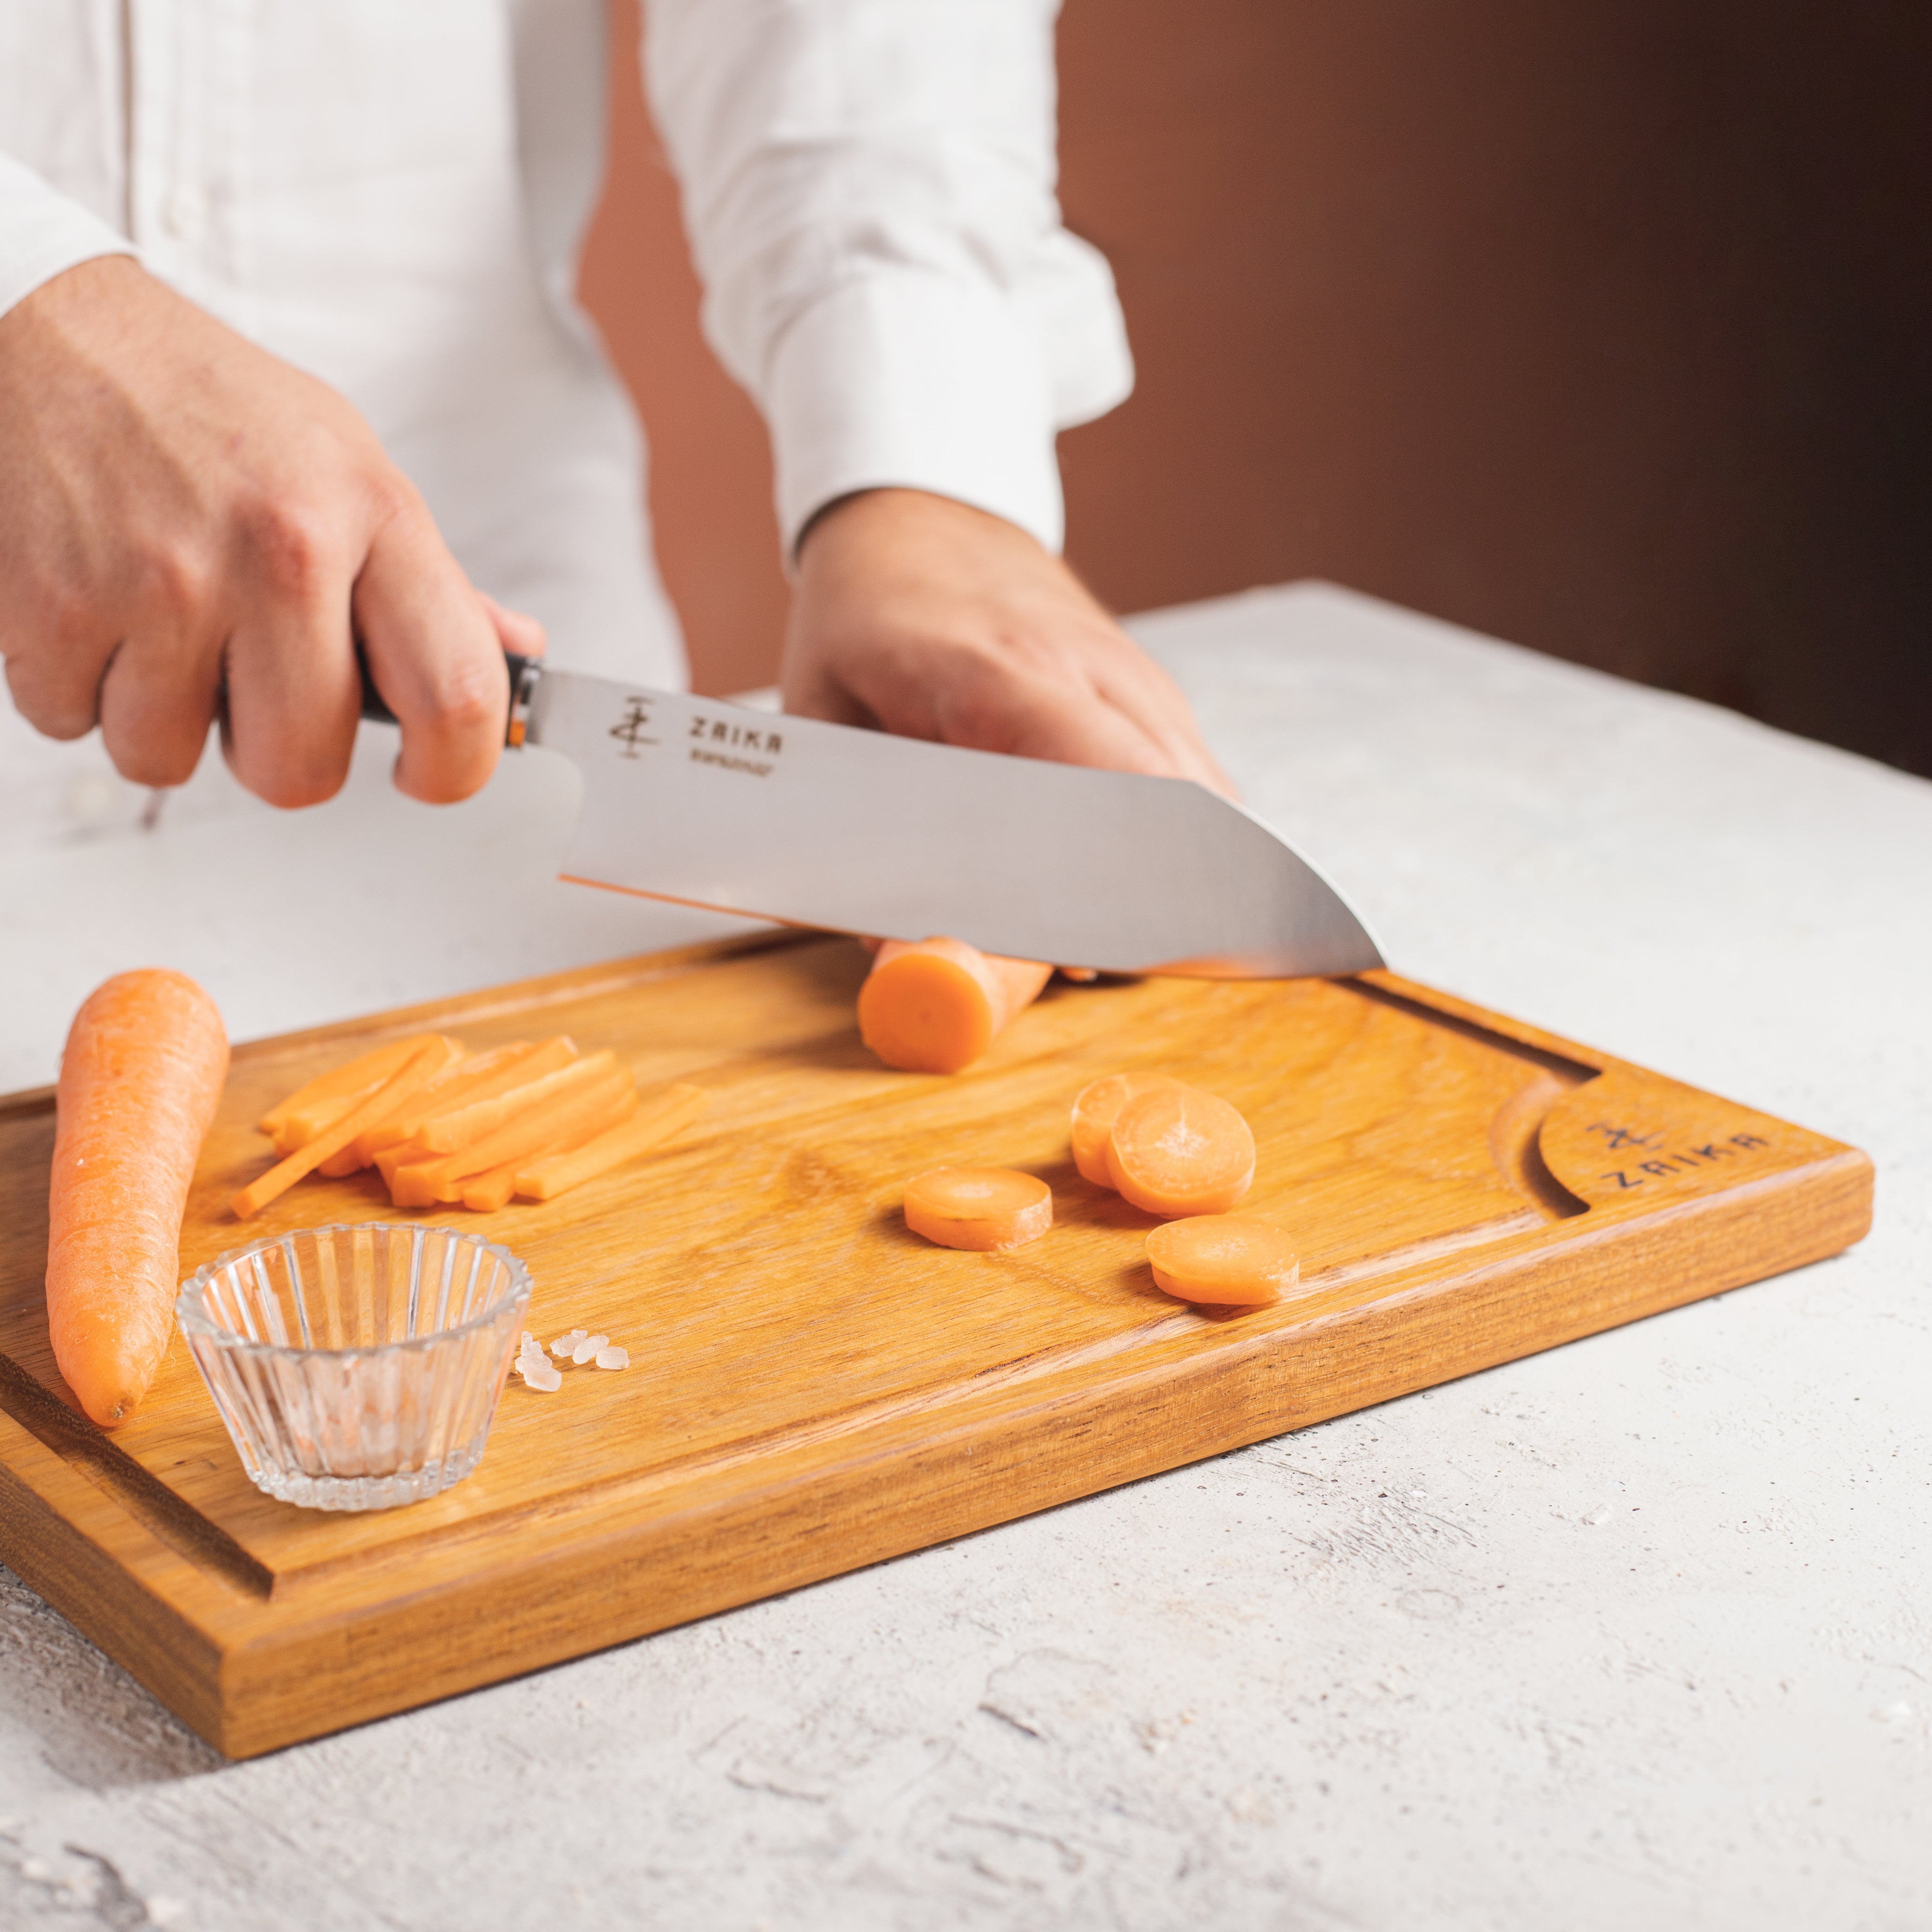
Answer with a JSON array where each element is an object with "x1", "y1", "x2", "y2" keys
[{"x1": 0, "y1": 933, "x2": 1871, "y2": 1756}]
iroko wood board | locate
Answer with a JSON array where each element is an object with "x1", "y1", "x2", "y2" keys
[{"x1": 0, "y1": 934, "x2": 1871, "y2": 1757}]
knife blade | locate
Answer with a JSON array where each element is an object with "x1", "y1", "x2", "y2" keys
[{"x1": 363, "y1": 655, "x2": 1384, "y2": 978}]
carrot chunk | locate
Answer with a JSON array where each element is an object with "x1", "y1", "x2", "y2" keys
[
  {"x1": 1070, "y1": 1071, "x2": 1189, "y2": 1188},
  {"x1": 231, "y1": 1040, "x2": 447, "y2": 1218},
  {"x1": 1145, "y1": 1216, "x2": 1299, "y2": 1305},
  {"x1": 414, "y1": 1050, "x2": 617, "y2": 1155},
  {"x1": 46, "y1": 970, "x2": 229, "y2": 1426},
  {"x1": 513, "y1": 1084, "x2": 709, "y2": 1203},
  {"x1": 257, "y1": 1032, "x2": 447, "y2": 1138},
  {"x1": 857, "y1": 937, "x2": 1052, "y2": 1074},
  {"x1": 1105, "y1": 1086, "x2": 1256, "y2": 1216},
  {"x1": 903, "y1": 1167, "x2": 1053, "y2": 1251}
]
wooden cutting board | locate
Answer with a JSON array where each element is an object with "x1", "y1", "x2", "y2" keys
[{"x1": 0, "y1": 935, "x2": 1870, "y2": 1757}]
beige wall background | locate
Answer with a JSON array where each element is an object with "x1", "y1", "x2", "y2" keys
[{"x1": 580, "y1": 1, "x2": 1932, "y2": 776}]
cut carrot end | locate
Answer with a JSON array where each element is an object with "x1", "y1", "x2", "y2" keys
[
  {"x1": 1105, "y1": 1086, "x2": 1256, "y2": 1217},
  {"x1": 858, "y1": 938, "x2": 1051, "y2": 1075},
  {"x1": 1145, "y1": 1216, "x2": 1299, "y2": 1306},
  {"x1": 904, "y1": 1167, "x2": 1052, "y2": 1252},
  {"x1": 1070, "y1": 1071, "x2": 1190, "y2": 1188}
]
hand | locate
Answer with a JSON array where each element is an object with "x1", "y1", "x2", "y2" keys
[
  {"x1": 0, "y1": 257, "x2": 540, "y2": 808},
  {"x1": 783, "y1": 489, "x2": 1234, "y2": 796}
]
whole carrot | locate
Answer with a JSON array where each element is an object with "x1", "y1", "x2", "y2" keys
[{"x1": 46, "y1": 970, "x2": 228, "y2": 1427}]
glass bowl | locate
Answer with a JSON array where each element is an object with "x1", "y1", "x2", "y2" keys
[{"x1": 176, "y1": 1223, "x2": 531, "y2": 1512}]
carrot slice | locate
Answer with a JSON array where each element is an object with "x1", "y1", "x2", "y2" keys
[
  {"x1": 46, "y1": 970, "x2": 229, "y2": 1426},
  {"x1": 903, "y1": 1167, "x2": 1052, "y2": 1252},
  {"x1": 1145, "y1": 1216, "x2": 1299, "y2": 1306},
  {"x1": 356, "y1": 1037, "x2": 574, "y2": 1162},
  {"x1": 1070, "y1": 1071, "x2": 1189, "y2": 1188},
  {"x1": 258, "y1": 1032, "x2": 449, "y2": 1137},
  {"x1": 1105, "y1": 1085, "x2": 1256, "y2": 1216},
  {"x1": 231, "y1": 1040, "x2": 447, "y2": 1218},
  {"x1": 314, "y1": 1036, "x2": 467, "y2": 1175},
  {"x1": 414, "y1": 1050, "x2": 617, "y2": 1155},
  {"x1": 389, "y1": 1068, "x2": 634, "y2": 1208},
  {"x1": 513, "y1": 1083, "x2": 709, "y2": 1202},
  {"x1": 857, "y1": 938, "x2": 1052, "y2": 1075}
]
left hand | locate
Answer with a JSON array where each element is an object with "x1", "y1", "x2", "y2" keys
[{"x1": 783, "y1": 489, "x2": 1234, "y2": 796}]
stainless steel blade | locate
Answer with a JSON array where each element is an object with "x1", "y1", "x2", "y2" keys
[{"x1": 525, "y1": 672, "x2": 1384, "y2": 977}]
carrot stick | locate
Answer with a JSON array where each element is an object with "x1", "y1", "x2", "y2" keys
[
  {"x1": 355, "y1": 1037, "x2": 573, "y2": 1162},
  {"x1": 46, "y1": 969, "x2": 229, "y2": 1427},
  {"x1": 258, "y1": 1032, "x2": 449, "y2": 1137},
  {"x1": 314, "y1": 1036, "x2": 466, "y2": 1175},
  {"x1": 857, "y1": 937, "x2": 1052, "y2": 1074},
  {"x1": 1145, "y1": 1216, "x2": 1299, "y2": 1306},
  {"x1": 230, "y1": 1040, "x2": 447, "y2": 1218},
  {"x1": 1070, "y1": 1072, "x2": 1189, "y2": 1188},
  {"x1": 512, "y1": 1083, "x2": 708, "y2": 1203},
  {"x1": 1105, "y1": 1086, "x2": 1256, "y2": 1217},
  {"x1": 270, "y1": 1089, "x2": 366, "y2": 1156},
  {"x1": 414, "y1": 1051, "x2": 617, "y2": 1155},
  {"x1": 389, "y1": 1069, "x2": 634, "y2": 1208},
  {"x1": 903, "y1": 1167, "x2": 1053, "y2": 1252},
  {"x1": 436, "y1": 1079, "x2": 640, "y2": 1210}
]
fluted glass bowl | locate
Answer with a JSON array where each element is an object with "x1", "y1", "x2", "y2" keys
[{"x1": 176, "y1": 1223, "x2": 531, "y2": 1512}]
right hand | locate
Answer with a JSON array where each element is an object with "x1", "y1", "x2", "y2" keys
[{"x1": 0, "y1": 256, "x2": 538, "y2": 807}]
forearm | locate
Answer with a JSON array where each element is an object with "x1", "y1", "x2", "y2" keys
[{"x1": 643, "y1": 0, "x2": 1131, "y2": 555}]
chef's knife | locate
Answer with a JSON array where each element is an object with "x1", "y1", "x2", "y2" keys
[{"x1": 361, "y1": 654, "x2": 1383, "y2": 978}]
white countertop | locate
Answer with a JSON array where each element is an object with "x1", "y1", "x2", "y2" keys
[{"x1": 2, "y1": 584, "x2": 1925, "y2": 1930}]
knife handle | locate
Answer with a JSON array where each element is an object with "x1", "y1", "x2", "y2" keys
[{"x1": 357, "y1": 647, "x2": 543, "y2": 749}]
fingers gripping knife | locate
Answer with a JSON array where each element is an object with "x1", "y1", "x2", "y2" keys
[{"x1": 359, "y1": 653, "x2": 1384, "y2": 979}]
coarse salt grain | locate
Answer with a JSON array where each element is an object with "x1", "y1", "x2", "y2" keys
[
  {"x1": 522, "y1": 1358, "x2": 562, "y2": 1393},
  {"x1": 594, "y1": 1345, "x2": 628, "y2": 1371},
  {"x1": 550, "y1": 1329, "x2": 587, "y2": 1358},
  {"x1": 572, "y1": 1333, "x2": 608, "y2": 1365}
]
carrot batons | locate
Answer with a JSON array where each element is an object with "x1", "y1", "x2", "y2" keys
[
  {"x1": 513, "y1": 1083, "x2": 708, "y2": 1202},
  {"x1": 46, "y1": 969, "x2": 230, "y2": 1427},
  {"x1": 858, "y1": 937, "x2": 1052, "y2": 1075},
  {"x1": 1145, "y1": 1216, "x2": 1299, "y2": 1306},
  {"x1": 257, "y1": 1033, "x2": 445, "y2": 1141},
  {"x1": 351, "y1": 1037, "x2": 570, "y2": 1164},
  {"x1": 388, "y1": 1063, "x2": 632, "y2": 1208},
  {"x1": 904, "y1": 1167, "x2": 1053, "y2": 1252},
  {"x1": 231, "y1": 1038, "x2": 452, "y2": 1219},
  {"x1": 252, "y1": 1033, "x2": 703, "y2": 1213},
  {"x1": 1069, "y1": 1072, "x2": 1188, "y2": 1187},
  {"x1": 1105, "y1": 1085, "x2": 1255, "y2": 1216}
]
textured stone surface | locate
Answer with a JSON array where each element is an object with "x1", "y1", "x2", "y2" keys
[{"x1": 2, "y1": 585, "x2": 1925, "y2": 1929}]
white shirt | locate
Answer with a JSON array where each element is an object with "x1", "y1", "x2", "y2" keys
[{"x1": 0, "y1": 0, "x2": 1132, "y2": 688}]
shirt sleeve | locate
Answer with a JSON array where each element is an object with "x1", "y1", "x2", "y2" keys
[
  {"x1": 0, "y1": 151, "x2": 138, "y2": 321},
  {"x1": 643, "y1": 0, "x2": 1132, "y2": 556}
]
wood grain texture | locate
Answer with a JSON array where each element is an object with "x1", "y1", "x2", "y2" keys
[{"x1": 0, "y1": 935, "x2": 1871, "y2": 1756}]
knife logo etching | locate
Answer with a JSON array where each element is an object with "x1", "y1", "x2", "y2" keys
[
  {"x1": 686, "y1": 711, "x2": 785, "y2": 777},
  {"x1": 609, "y1": 698, "x2": 659, "y2": 758}
]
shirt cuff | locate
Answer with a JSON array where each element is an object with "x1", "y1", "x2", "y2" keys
[
  {"x1": 0, "y1": 154, "x2": 139, "y2": 322},
  {"x1": 767, "y1": 270, "x2": 1065, "y2": 558}
]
